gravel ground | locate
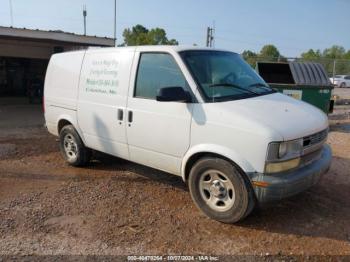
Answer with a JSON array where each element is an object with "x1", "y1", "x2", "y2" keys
[
  {"x1": 0, "y1": 94, "x2": 350, "y2": 258},
  {"x1": 334, "y1": 87, "x2": 350, "y2": 100}
]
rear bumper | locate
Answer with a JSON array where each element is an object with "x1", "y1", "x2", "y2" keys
[{"x1": 249, "y1": 144, "x2": 332, "y2": 203}]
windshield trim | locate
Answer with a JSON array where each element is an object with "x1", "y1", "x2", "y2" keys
[{"x1": 179, "y1": 50, "x2": 276, "y2": 103}]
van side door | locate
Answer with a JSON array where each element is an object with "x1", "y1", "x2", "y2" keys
[
  {"x1": 126, "y1": 51, "x2": 194, "y2": 175},
  {"x1": 77, "y1": 49, "x2": 134, "y2": 159}
]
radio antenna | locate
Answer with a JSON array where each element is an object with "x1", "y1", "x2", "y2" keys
[
  {"x1": 83, "y1": 4, "x2": 87, "y2": 35},
  {"x1": 9, "y1": 0, "x2": 14, "y2": 27}
]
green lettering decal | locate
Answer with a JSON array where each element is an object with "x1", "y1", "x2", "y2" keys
[{"x1": 84, "y1": 58, "x2": 120, "y2": 95}]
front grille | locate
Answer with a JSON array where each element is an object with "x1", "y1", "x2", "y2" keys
[{"x1": 303, "y1": 129, "x2": 328, "y2": 148}]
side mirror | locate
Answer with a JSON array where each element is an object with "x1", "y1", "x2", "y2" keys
[{"x1": 156, "y1": 87, "x2": 192, "y2": 103}]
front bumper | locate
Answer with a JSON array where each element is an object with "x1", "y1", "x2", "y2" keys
[{"x1": 248, "y1": 144, "x2": 332, "y2": 203}]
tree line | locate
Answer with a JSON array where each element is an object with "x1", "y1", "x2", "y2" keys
[{"x1": 120, "y1": 24, "x2": 178, "y2": 46}]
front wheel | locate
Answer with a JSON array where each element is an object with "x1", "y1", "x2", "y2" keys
[
  {"x1": 188, "y1": 157, "x2": 255, "y2": 223},
  {"x1": 340, "y1": 82, "x2": 346, "y2": 88},
  {"x1": 59, "y1": 125, "x2": 91, "y2": 167}
]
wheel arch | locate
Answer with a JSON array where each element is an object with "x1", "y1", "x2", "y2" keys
[
  {"x1": 181, "y1": 144, "x2": 255, "y2": 182},
  {"x1": 58, "y1": 119, "x2": 72, "y2": 134},
  {"x1": 56, "y1": 114, "x2": 86, "y2": 145}
]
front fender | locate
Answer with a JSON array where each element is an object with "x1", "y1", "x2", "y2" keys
[{"x1": 181, "y1": 143, "x2": 256, "y2": 181}]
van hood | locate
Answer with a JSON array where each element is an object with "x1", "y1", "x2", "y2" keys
[{"x1": 213, "y1": 93, "x2": 329, "y2": 141}]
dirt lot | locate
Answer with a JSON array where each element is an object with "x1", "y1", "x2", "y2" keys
[{"x1": 0, "y1": 91, "x2": 350, "y2": 257}]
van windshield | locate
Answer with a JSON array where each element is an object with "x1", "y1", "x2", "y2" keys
[{"x1": 180, "y1": 50, "x2": 275, "y2": 102}]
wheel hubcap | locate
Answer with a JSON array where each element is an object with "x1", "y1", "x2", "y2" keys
[
  {"x1": 63, "y1": 134, "x2": 78, "y2": 161},
  {"x1": 211, "y1": 180, "x2": 227, "y2": 198},
  {"x1": 199, "y1": 170, "x2": 235, "y2": 212}
]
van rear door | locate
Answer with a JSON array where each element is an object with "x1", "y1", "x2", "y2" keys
[
  {"x1": 77, "y1": 49, "x2": 134, "y2": 159},
  {"x1": 126, "y1": 51, "x2": 193, "y2": 175}
]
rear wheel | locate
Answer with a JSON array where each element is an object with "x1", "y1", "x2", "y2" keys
[
  {"x1": 59, "y1": 125, "x2": 91, "y2": 166},
  {"x1": 188, "y1": 157, "x2": 255, "y2": 223}
]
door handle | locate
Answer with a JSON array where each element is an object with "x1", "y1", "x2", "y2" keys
[
  {"x1": 128, "y1": 111, "x2": 133, "y2": 123},
  {"x1": 117, "y1": 108, "x2": 124, "y2": 121}
]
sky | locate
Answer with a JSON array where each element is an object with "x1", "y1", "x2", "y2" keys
[{"x1": 0, "y1": 0, "x2": 349, "y2": 57}]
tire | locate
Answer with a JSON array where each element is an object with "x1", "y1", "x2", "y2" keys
[
  {"x1": 188, "y1": 157, "x2": 255, "y2": 223},
  {"x1": 340, "y1": 82, "x2": 346, "y2": 88},
  {"x1": 59, "y1": 125, "x2": 91, "y2": 167}
]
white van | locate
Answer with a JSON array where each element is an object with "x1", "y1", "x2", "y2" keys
[{"x1": 44, "y1": 46, "x2": 332, "y2": 223}]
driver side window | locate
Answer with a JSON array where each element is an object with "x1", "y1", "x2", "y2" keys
[{"x1": 134, "y1": 53, "x2": 189, "y2": 100}]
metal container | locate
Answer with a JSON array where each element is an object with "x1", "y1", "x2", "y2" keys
[{"x1": 256, "y1": 62, "x2": 334, "y2": 113}]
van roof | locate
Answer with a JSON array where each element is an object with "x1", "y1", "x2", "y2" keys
[
  {"x1": 50, "y1": 46, "x2": 239, "y2": 61},
  {"x1": 53, "y1": 45, "x2": 237, "y2": 56}
]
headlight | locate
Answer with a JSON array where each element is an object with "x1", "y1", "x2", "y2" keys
[
  {"x1": 267, "y1": 139, "x2": 303, "y2": 162},
  {"x1": 279, "y1": 139, "x2": 303, "y2": 159},
  {"x1": 278, "y1": 142, "x2": 288, "y2": 158},
  {"x1": 265, "y1": 139, "x2": 303, "y2": 173}
]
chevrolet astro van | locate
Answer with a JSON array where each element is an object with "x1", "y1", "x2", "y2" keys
[{"x1": 44, "y1": 46, "x2": 332, "y2": 223}]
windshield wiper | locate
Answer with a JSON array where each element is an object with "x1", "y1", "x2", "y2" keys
[
  {"x1": 209, "y1": 83, "x2": 259, "y2": 95},
  {"x1": 248, "y1": 83, "x2": 271, "y2": 89}
]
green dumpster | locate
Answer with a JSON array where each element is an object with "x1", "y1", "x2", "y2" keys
[{"x1": 256, "y1": 62, "x2": 334, "y2": 114}]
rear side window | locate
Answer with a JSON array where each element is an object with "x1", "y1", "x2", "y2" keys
[{"x1": 134, "y1": 53, "x2": 189, "y2": 99}]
